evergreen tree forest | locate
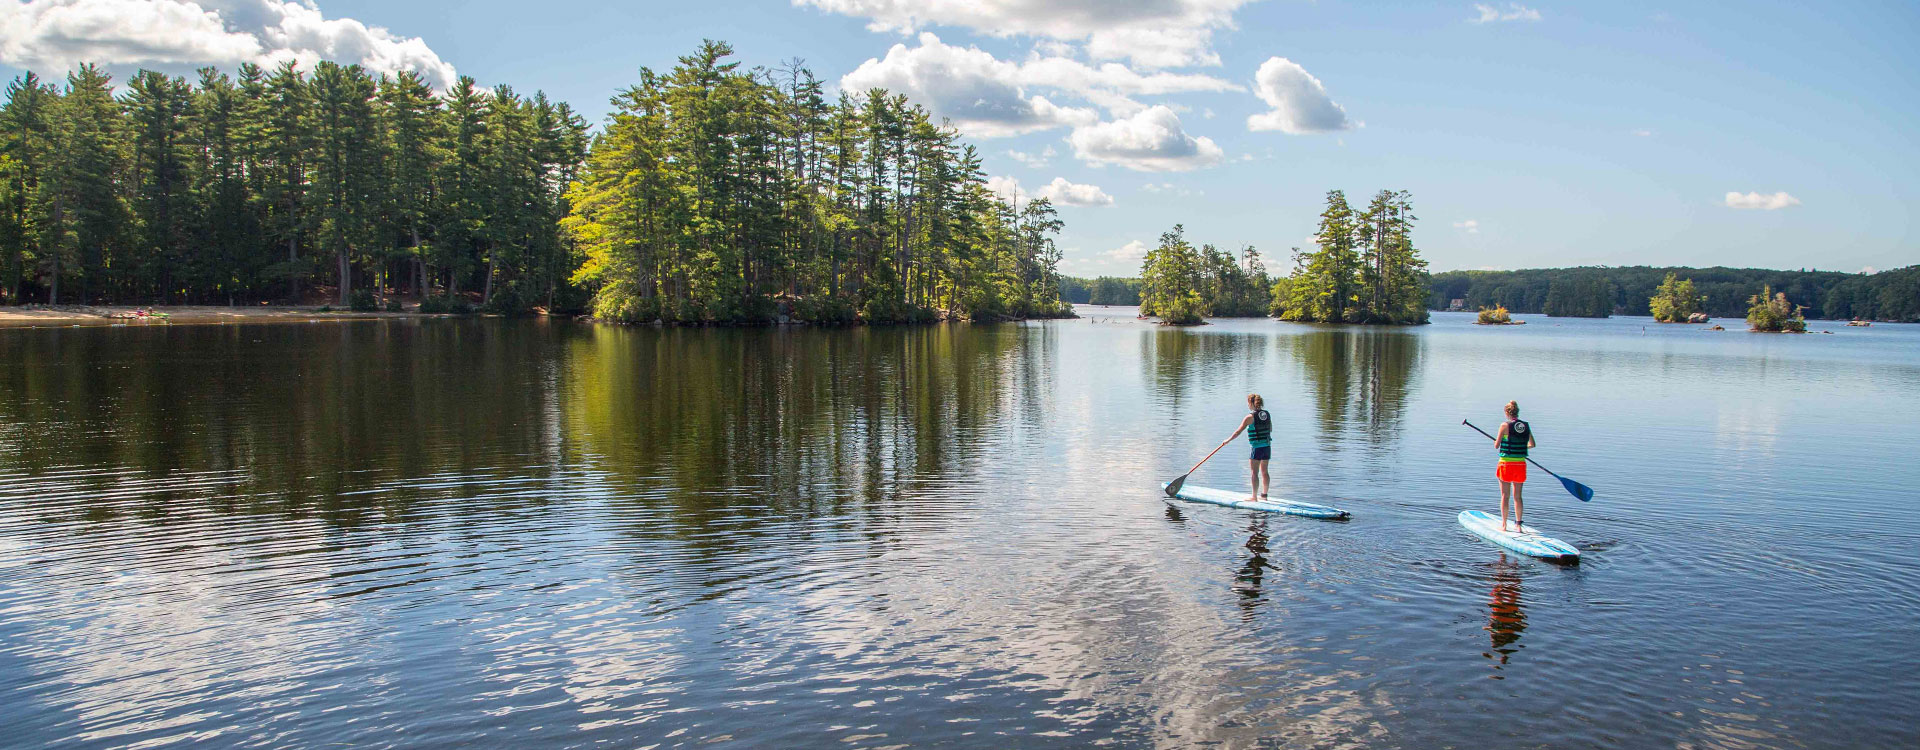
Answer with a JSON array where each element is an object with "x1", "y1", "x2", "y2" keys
[
  {"x1": 568, "y1": 41, "x2": 1071, "y2": 324},
  {"x1": 1277, "y1": 189, "x2": 1430, "y2": 324},
  {"x1": 1136, "y1": 225, "x2": 1270, "y2": 324},
  {"x1": 1, "y1": 62, "x2": 588, "y2": 312},
  {"x1": 1542, "y1": 273, "x2": 1615, "y2": 318},
  {"x1": 0, "y1": 41, "x2": 1074, "y2": 323}
]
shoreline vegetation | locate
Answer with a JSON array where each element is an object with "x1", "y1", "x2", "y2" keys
[{"x1": 0, "y1": 41, "x2": 1073, "y2": 327}]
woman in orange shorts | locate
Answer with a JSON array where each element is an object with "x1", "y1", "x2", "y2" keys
[{"x1": 1495, "y1": 401, "x2": 1537, "y2": 532}]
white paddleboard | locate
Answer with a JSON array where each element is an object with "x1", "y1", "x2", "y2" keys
[
  {"x1": 1163, "y1": 483, "x2": 1349, "y2": 519},
  {"x1": 1457, "y1": 510, "x2": 1579, "y2": 562}
]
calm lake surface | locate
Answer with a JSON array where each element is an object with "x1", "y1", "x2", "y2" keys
[{"x1": 2, "y1": 308, "x2": 1916, "y2": 749}]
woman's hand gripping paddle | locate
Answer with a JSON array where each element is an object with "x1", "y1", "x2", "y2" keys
[{"x1": 1463, "y1": 420, "x2": 1595, "y2": 502}]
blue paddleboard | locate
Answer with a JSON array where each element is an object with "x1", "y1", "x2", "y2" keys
[
  {"x1": 1163, "y1": 483, "x2": 1349, "y2": 519},
  {"x1": 1457, "y1": 510, "x2": 1579, "y2": 562}
]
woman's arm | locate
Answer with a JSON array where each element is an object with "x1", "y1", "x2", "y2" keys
[{"x1": 1220, "y1": 415, "x2": 1253, "y2": 448}]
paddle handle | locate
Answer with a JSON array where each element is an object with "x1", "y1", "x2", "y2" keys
[
  {"x1": 1183, "y1": 438, "x2": 1233, "y2": 477},
  {"x1": 1461, "y1": 419, "x2": 1561, "y2": 479}
]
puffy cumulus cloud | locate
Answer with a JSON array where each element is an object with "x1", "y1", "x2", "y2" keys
[
  {"x1": 1724, "y1": 191, "x2": 1800, "y2": 210},
  {"x1": 1069, "y1": 105, "x2": 1225, "y2": 172},
  {"x1": 1034, "y1": 177, "x2": 1114, "y2": 207},
  {"x1": 842, "y1": 33, "x2": 1097, "y2": 137},
  {"x1": 1470, "y1": 3, "x2": 1542, "y2": 24},
  {"x1": 1246, "y1": 56, "x2": 1354, "y2": 135},
  {"x1": 796, "y1": 0, "x2": 1255, "y2": 69},
  {"x1": 840, "y1": 34, "x2": 1236, "y2": 136},
  {"x1": 1104, "y1": 239, "x2": 1150, "y2": 263},
  {"x1": 0, "y1": 0, "x2": 457, "y2": 88},
  {"x1": 1453, "y1": 219, "x2": 1479, "y2": 233}
]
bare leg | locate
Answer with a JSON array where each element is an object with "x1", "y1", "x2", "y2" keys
[
  {"x1": 1513, "y1": 483, "x2": 1525, "y2": 531},
  {"x1": 1257, "y1": 461, "x2": 1271, "y2": 498},
  {"x1": 1500, "y1": 481, "x2": 1514, "y2": 532},
  {"x1": 1248, "y1": 459, "x2": 1260, "y2": 502}
]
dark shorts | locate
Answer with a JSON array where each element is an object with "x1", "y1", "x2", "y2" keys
[{"x1": 1251, "y1": 446, "x2": 1271, "y2": 461}]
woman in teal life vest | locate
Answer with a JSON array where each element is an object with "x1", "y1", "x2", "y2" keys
[
  {"x1": 1210, "y1": 394, "x2": 1274, "y2": 501},
  {"x1": 1495, "y1": 400, "x2": 1538, "y2": 532}
]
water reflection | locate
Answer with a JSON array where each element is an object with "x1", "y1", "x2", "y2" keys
[
  {"x1": 1484, "y1": 555, "x2": 1527, "y2": 674},
  {"x1": 1234, "y1": 518, "x2": 1272, "y2": 618},
  {"x1": 1282, "y1": 329, "x2": 1423, "y2": 448}
]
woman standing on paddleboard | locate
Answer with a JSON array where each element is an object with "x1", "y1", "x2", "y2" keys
[
  {"x1": 1217, "y1": 394, "x2": 1271, "y2": 501},
  {"x1": 1496, "y1": 401, "x2": 1537, "y2": 532}
]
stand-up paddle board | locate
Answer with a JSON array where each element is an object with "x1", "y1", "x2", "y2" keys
[
  {"x1": 1162, "y1": 483, "x2": 1349, "y2": 519},
  {"x1": 1457, "y1": 510, "x2": 1579, "y2": 562}
]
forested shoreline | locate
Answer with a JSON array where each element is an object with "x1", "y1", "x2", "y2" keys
[
  {"x1": 0, "y1": 41, "x2": 1072, "y2": 323},
  {"x1": 1065, "y1": 264, "x2": 1920, "y2": 323},
  {"x1": 1429, "y1": 265, "x2": 1920, "y2": 322}
]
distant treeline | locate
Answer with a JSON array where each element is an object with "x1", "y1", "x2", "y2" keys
[
  {"x1": 1428, "y1": 266, "x2": 1920, "y2": 321},
  {"x1": 1061, "y1": 276, "x2": 1141, "y2": 306},
  {"x1": 1069, "y1": 264, "x2": 1920, "y2": 323}
]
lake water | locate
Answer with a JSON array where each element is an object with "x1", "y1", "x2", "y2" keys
[{"x1": 2, "y1": 308, "x2": 1916, "y2": 749}]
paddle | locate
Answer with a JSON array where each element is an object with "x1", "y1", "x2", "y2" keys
[
  {"x1": 1463, "y1": 420, "x2": 1595, "y2": 502},
  {"x1": 1164, "y1": 438, "x2": 1235, "y2": 497}
]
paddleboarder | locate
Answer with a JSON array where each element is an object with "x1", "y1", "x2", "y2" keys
[
  {"x1": 1496, "y1": 401, "x2": 1536, "y2": 532},
  {"x1": 1213, "y1": 394, "x2": 1272, "y2": 501}
]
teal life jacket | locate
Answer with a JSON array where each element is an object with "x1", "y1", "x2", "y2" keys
[
  {"x1": 1248, "y1": 409, "x2": 1272, "y2": 447},
  {"x1": 1498, "y1": 419, "x2": 1531, "y2": 461}
]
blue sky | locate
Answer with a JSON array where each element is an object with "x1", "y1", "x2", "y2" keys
[{"x1": 2, "y1": 1, "x2": 1914, "y2": 277}]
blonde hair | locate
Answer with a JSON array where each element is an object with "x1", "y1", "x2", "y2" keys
[
  {"x1": 1248, "y1": 393, "x2": 1265, "y2": 409},
  {"x1": 1504, "y1": 400, "x2": 1519, "y2": 418}
]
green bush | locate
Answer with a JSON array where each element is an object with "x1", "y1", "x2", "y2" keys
[
  {"x1": 481, "y1": 283, "x2": 531, "y2": 316},
  {"x1": 385, "y1": 297, "x2": 403, "y2": 312},
  {"x1": 349, "y1": 289, "x2": 377, "y2": 312},
  {"x1": 419, "y1": 295, "x2": 474, "y2": 314},
  {"x1": 794, "y1": 296, "x2": 857, "y2": 324}
]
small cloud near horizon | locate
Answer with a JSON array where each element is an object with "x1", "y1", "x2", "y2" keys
[
  {"x1": 1470, "y1": 3, "x2": 1542, "y2": 24},
  {"x1": 1724, "y1": 191, "x2": 1800, "y2": 210},
  {"x1": 1453, "y1": 219, "x2": 1481, "y2": 234}
]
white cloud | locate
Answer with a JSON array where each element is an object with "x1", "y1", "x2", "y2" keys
[
  {"x1": 1246, "y1": 56, "x2": 1355, "y2": 134},
  {"x1": 840, "y1": 33, "x2": 1237, "y2": 137},
  {"x1": 0, "y1": 0, "x2": 457, "y2": 88},
  {"x1": 1724, "y1": 191, "x2": 1801, "y2": 210},
  {"x1": 1861, "y1": 266, "x2": 1878, "y2": 275},
  {"x1": 842, "y1": 33, "x2": 1098, "y2": 137},
  {"x1": 1453, "y1": 219, "x2": 1480, "y2": 233},
  {"x1": 1104, "y1": 239, "x2": 1150, "y2": 264},
  {"x1": 1006, "y1": 146, "x2": 1054, "y2": 168},
  {"x1": 986, "y1": 175, "x2": 1029, "y2": 204},
  {"x1": 1069, "y1": 105, "x2": 1225, "y2": 172},
  {"x1": 1142, "y1": 182, "x2": 1201, "y2": 197},
  {"x1": 1470, "y1": 3, "x2": 1542, "y2": 24},
  {"x1": 1631, "y1": 128, "x2": 1654, "y2": 137},
  {"x1": 796, "y1": 0, "x2": 1256, "y2": 69},
  {"x1": 1034, "y1": 176, "x2": 1114, "y2": 207}
]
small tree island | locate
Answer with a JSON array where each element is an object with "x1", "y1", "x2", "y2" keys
[
  {"x1": 1747, "y1": 285, "x2": 1808, "y2": 332},
  {"x1": 1650, "y1": 273, "x2": 1707, "y2": 323}
]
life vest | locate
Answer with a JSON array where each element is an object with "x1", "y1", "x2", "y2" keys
[
  {"x1": 1248, "y1": 409, "x2": 1272, "y2": 446},
  {"x1": 1498, "y1": 419, "x2": 1530, "y2": 461}
]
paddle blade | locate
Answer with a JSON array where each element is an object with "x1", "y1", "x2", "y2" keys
[
  {"x1": 1559, "y1": 475, "x2": 1594, "y2": 502},
  {"x1": 1164, "y1": 475, "x2": 1187, "y2": 497}
]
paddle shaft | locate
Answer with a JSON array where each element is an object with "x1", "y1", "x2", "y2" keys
[
  {"x1": 1181, "y1": 437, "x2": 1235, "y2": 477},
  {"x1": 1463, "y1": 420, "x2": 1566, "y2": 480}
]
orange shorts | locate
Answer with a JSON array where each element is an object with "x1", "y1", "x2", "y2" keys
[{"x1": 1496, "y1": 461, "x2": 1527, "y2": 483}]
